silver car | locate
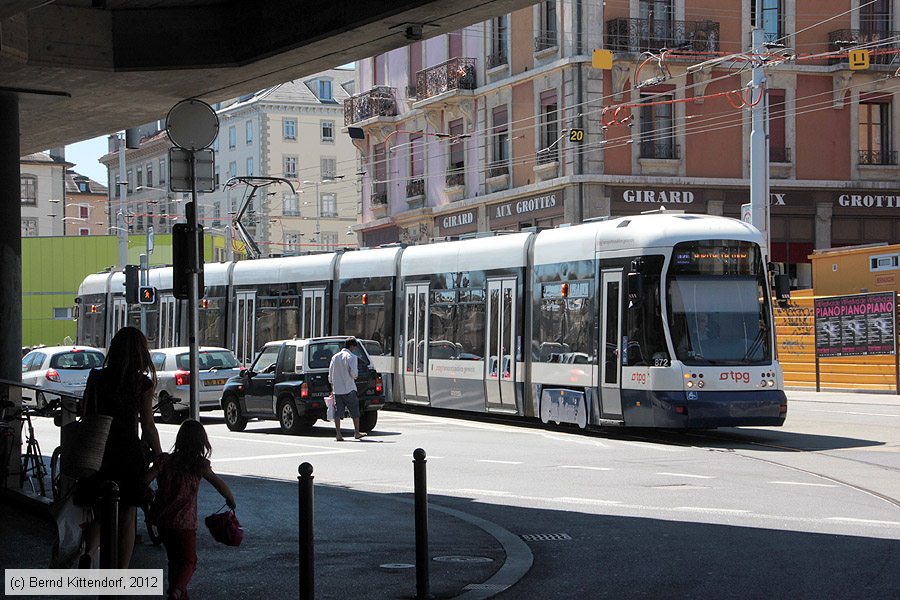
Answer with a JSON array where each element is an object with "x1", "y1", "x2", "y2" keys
[
  {"x1": 150, "y1": 346, "x2": 242, "y2": 423},
  {"x1": 21, "y1": 345, "x2": 106, "y2": 408}
]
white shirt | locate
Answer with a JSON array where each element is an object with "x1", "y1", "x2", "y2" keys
[{"x1": 328, "y1": 348, "x2": 358, "y2": 395}]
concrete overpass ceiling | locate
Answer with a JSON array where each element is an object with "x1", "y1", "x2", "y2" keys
[{"x1": 2, "y1": 0, "x2": 536, "y2": 154}]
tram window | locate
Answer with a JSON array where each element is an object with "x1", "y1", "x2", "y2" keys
[
  {"x1": 625, "y1": 256, "x2": 668, "y2": 367},
  {"x1": 199, "y1": 295, "x2": 227, "y2": 347},
  {"x1": 534, "y1": 279, "x2": 594, "y2": 362},
  {"x1": 456, "y1": 302, "x2": 485, "y2": 358}
]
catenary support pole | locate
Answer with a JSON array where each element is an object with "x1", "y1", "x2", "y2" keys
[
  {"x1": 99, "y1": 481, "x2": 120, "y2": 569},
  {"x1": 414, "y1": 448, "x2": 430, "y2": 599},
  {"x1": 188, "y1": 153, "x2": 200, "y2": 420},
  {"x1": 749, "y1": 1, "x2": 770, "y2": 255},
  {"x1": 298, "y1": 462, "x2": 315, "y2": 600}
]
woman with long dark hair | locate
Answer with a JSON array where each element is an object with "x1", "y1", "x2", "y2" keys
[{"x1": 76, "y1": 326, "x2": 162, "y2": 568}]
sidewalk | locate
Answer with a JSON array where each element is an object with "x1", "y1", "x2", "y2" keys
[{"x1": 1, "y1": 473, "x2": 528, "y2": 599}]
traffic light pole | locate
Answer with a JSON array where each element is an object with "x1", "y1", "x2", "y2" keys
[{"x1": 187, "y1": 152, "x2": 201, "y2": 421}]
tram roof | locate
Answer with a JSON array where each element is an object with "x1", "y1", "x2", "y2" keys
[
  {"x1": 338, "y1": 247, "x2": 403, "y2": 280},
  {"x1": 401, "y1": 232, "x2": 532, "y2": 276},
  {"x1": 231, "y1": 252, "x2": 336, "y2": 285},
  {"x1": 533, "y1": 213, "x2": 764, "y2": 265}
]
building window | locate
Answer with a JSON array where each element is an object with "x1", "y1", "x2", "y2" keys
[
  {"x1": 284, "y1": 155, "x2": 298, "y2": 178},
  {"x1": 321, "y1": 232, "x2": 338, "y2": 249},
  {"x1": 79, "y1": 228, "x2": 90, "y2": 236},
  {"x1": 79, "y1": 205, "x2": 89, "y2": 219},
  {"x1": 284, "y1": 192, "x2": 300, "y2": 216},
  {"x1": 228, "y1": 161, "x2": 237, "y2": 178},
  {"x1": 214, "y1": 166, "x2": 220, "y2": 188},
  {"x1": 212, "y1": 138, "x2": 219, "y2": 152},
  {"x1": 640, "y1": 91, "x2": 677, "y2": 159},
  {"x1": 859, "y1": 98, "x2": 894, "y2": 165},
  {"x1": 246, "y1": 120, "x2": 253, "y2": 144},
  {"x1": 228, "y1": 126, "x2": 236, "y2": 149},
  {"x1": 372, "y1": 143, "x2": 387, "y2": 202},
  {"x1": 537, "y1": 1, "x2": 557, "y2": 50},
  {"x1": 21, "y1": 218, "x2": 37, "y2": 237},
  {"x1": 136, "y1": 167, "x2": 143, "y2": 188},
  {"x1": 640, "y1": 0, "x2": 674, "y2": 47},
  {"x1": 159, "y1": 158, "x2": 166, "y2": 184},
  {"x1": 284, "y1": 118, "x2": 297, "y2": 140},
  {"x1": 146, "y1": 163, "x2": 154, "y2": 187},
  {"x1": 491, "y1": 105, "x2": 509, "y2": 174},
  {"x1": 285, "y1": 233, "x2": 301, "y2": 253},
  {"x1": 20, "y1": 175, "x2": 37, "y2": 205},
  {"x1": 321, "y1": 157, "x2": 336, "y2": 180},
  {"x1": 213, "y1": 201, "x2": 221, "y2": 227},
  {"x1": 321, "y1": 120, "x2": 335, "y2": 142},
  {"x1": 126, "y1": 169, "x2": 134, "y2": 192},
  {"x1": 321, "y1": 192, "x2": 337, "y2": 217},
  {"x1": 318, "y1": 79, "x2": 333, "y2": 101},
  {"x1": 53, "y1": 307, "x2": 73, "y2": 320},
  {"x1": 448, "y1": 119, "x2": 465, "y2": 186},
  {"x1": 769, "y1": 89, "x2": 788, "y2": 162},
  {"x1": 539, "y1": 90, "x2": 559, "y2": 162},
  {"x1": 750, "y1": 0, "x2": 783, "y2": 42},
  {"x1": 246, "y1": 157, "x2": 254, "y2": 176},
  {"x1": 489, "y1": 15, "x2": 509, "y2": 68},
  {"x1": 410, "y1": 134, "x2": 424, "y2": 178},
  {"x1": 861, "y1": 0, "x2": 891, "y2": 36},
  {"x1": 78, "y1": 182, "x2": 89, "y2": 193}
]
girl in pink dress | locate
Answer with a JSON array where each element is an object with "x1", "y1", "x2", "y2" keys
[{"x1": 144, "y1": 420, "x2": 236, "y2": 600}]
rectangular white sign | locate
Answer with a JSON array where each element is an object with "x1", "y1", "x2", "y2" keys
[{"x1": 5, "y1": 569, "x2": 163, "y2": 596}]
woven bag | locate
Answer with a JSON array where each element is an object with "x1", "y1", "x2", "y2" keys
[{"x1": 59, "y1": 414, "x2": 112, "y2": 478}]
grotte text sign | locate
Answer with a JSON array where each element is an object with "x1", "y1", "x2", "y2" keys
[{"x1": 813, "y1": 292, "x2": 896, "y2": 358}]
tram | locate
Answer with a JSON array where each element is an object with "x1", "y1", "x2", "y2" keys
[{"x1": 76, "y1": 212, "x2": 787, "y2": 429}]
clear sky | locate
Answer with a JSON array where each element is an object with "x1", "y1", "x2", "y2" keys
[{"x1": 65, "y1": 135, "x2": 109, "y2": 185}]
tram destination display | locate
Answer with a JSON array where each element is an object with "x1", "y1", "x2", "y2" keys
[{"x1": 814, "y1": 292, "x2": 896, "y2": 357}]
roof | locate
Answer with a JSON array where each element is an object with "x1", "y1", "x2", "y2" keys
[
  {"x1": 220, "y1": 68, "x2": 355, "y2": 113},
  {"x1": 66, "y1": 170, "x2": 108, "y2": 194},
  {"x1": 21, "y1": 151, "x2": 73, "y2": 167}
]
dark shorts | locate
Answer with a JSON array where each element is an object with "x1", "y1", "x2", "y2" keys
[{"x1": 334, "y1": 390, "x2": 360, "y2": 419}]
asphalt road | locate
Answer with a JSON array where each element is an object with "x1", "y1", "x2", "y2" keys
[{"x1": 28, "y1": 390, "x2": 900, "y2": 599}]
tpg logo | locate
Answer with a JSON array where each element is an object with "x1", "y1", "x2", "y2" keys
[
  {"x1": 720, "y1": 371, "x2": 751, "y2": 384},
  {"x1": 631, "y1": 372, "x2": 647, "y2": 385}
]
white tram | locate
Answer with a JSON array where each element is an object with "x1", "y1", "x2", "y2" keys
[{"x1": 76, "y1": 212, "x2": 787, "y2": 428}]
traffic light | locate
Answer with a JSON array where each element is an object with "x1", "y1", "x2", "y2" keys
[
  {"x1": 124, "y1": 265, "x2": 139, "y2": 304},
  {"x1": 173, "y1": 223, "x2": 204, "y2": 300},
  {"x1": 139, "y1": 286, "x2": 157, "y2": 304}
]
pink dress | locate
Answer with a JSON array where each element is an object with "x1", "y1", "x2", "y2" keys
[{"x1": 151, "y1": 455, "x2": 209, "y2": 530}]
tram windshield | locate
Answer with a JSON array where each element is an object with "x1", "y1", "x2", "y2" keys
[{"x1": 667, "y1": 241, "x2": 772, "y2": 366}]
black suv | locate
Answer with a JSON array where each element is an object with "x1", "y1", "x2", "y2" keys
[{"x1": 220, "y1": 337, "x2": 385, "y2": 434}]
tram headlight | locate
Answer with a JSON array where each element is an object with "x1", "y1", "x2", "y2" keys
[
  {"x1": 697, "y1": 380, "x2": 704, "y2": 388},
  {"x1": 767, "y1": 379, "x2": 775, "y2": 387},
  {"x1": 686, "y1": 380, "x2": 694, "y2": 388}
]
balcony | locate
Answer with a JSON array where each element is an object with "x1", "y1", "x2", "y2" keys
[
  {"x1": 370, "y1": 188, "x2": 388, "y2": 218},
  {"x1": 829, "y1": 29, "x2": 900, "y2": 65},
  {"x1": 406, "y1": 178, "x2": 425, "y2": 199},
  {"x1": 640, "y1": 141, "x2": 680, "y2": 160},
  {"x1": 605, "y1": 18, "x2": 720, "y2": 54},
  {"x1": 445, "y1": 171, "x2": 465, "y2": 188},
  {"x1": 859, "y1": 149, "x2": 898, "y2": 166},
  {"x1": 486, "y1": 162, "x2": 510, "y2": 193},
  {"x1": 445, "y1": 170, "x2": 465, "y2": 202},
  {"x1": 343, "y1": 86, "x2": 397, "y2": 126},
  {"x1": 487, "y1": 50, "x2": 508, "y2": 70},
  {"x1": 534, "y1": 33, "x2": 558, "y2": 53},
  {"x1": 415, "y1": 58, "x2": 476, "y2": 102}
]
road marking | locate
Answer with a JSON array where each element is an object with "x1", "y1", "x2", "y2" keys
[
  {"x1": 553, "y1": 497, "x2": 621, "y2": 505},
  {"x1": 213, "y1": 450, "x2": 356, "y2": 463},
  {"x1": 656, "y1": 472, "x2": 714, "y2": 479},
  {"x1": 827, "y1": 517, "x2": 900, "y2": 526},
  {"x1": 457, "y1": 489, "x2": 513, "y2": 496},
  {"x1": 207, "y1": 433, "x2": 341, "y2": 449},
  {"x1": 808, "y1": 409, "x2": 900, "y2": 419},
  {"x1": 477, "y1": 460, "x2": 523, "y2": 465},
  {"x1": 558, "y1": 465, "x2": 612, "y2": 471},
  {"x1": 673, "y1": 507, "x2": 750, "y2": 514},
  {"x1": 769, "y1": 481, "x2": 838, "y2": 488}
]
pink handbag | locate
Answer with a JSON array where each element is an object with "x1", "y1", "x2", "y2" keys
[{"x1": 205, "y1": 505, "x2": 243, "y2": 547}]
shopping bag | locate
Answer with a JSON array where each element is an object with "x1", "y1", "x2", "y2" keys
[
  {"x1": 59, "y1": 414, "x2": 112, "y2": 478},
  {"x1": 325, "y1": 393, "x2": 335, "y2": 420},
  {"x1": 205, "y1": 506, "x2": 243, "y2": 547}
]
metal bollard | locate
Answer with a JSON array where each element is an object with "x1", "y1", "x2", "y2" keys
[
  {"x1": 413, "y1": 448, "x2": 430, "y2": 599},
  {"x1": 298, "y1": 462, "x2": 314, "y2": 600},
  {"x1": 99, "y1": 480, "x2": 120, "y2": 569}
]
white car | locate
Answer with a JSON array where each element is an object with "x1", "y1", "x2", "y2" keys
[
  {"x1": 150, "y1": 347, "x2": 242, "y2": 423},
  {"x1": 21, "y1": 345, "x2": 106, "y2": 408}
]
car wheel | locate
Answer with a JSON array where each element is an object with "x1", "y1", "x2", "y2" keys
[
  {"x1": 36, "y1": 392, "x2": 47, "y2": 410},
  {"x1": 157, "y1": 393, "x2": 184, "y2": 424},
  {"x1": 278, "y1": 397, "x2": 311, "y2": 435},
  {"x1": 223, "y1": 396, "x2": 247, "y2": 432},
  {"x1": 50, "y1": 446, "x2": 62, "y2": 501},
  {"x1": 359, "y1": 410, "x2": 378, "y2": 433}
]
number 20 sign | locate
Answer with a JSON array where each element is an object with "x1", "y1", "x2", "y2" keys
[{"x1": 568, "y1": 128, "x2": 585, "y2": 142}]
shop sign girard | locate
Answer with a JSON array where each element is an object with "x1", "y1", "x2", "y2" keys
[{"x1": 623, "y1": 190, "x2": 694, "y2": 203}]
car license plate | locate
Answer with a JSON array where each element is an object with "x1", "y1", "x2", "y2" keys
[{"x1": 205, "y1": 378, "x2": 227, "y2": 386}]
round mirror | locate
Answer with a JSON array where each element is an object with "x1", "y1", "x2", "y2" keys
[{"x1": 166, "y1": 99, "x2": 219, "y2": 151}]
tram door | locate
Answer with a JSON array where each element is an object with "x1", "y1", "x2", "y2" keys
[
  {"x1": 301, "y1": 288, "x2": 326, "y2": 338},
  {"x1": 485, "y1": 278, "x2": 517, "y2": 411},
  {"x1": 403, "y1": 283, "x2": 430, "y2": 404},
  {"x1": 234, "y1": 291, "x2": 256, "y2": 366},
  {"x1": 158, "y1": 294, "x2": 177, "y2": 348},
  {"x1": 112, "y1": 297, "x2": 127, "y2": 339},
  {"x1": 600, "y1": 270, "x2": 624, "y2": 417}
]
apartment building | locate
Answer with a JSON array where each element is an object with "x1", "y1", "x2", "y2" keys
[
  {"x1": 63, "y1": 170, "x2": 108, "y2": 236},
  {"x1": 20, "y1": 150, "x2": 70, "y2": 238},
  {"x1": 347, "y1": 0, "x2": 900, "y2": 288}
]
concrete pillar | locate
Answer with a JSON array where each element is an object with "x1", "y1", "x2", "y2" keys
[
  {"x1": 0, "y1": 93, "x2": 22, "y2": 383},
  {"x1": 815, "y1": 201, "x2": 833, "y2": 250}
]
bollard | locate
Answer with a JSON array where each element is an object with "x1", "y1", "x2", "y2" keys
[
  {"x1": 413, "y1": 448, "x2": 430, "y2": 599},
  {"x1": 99, "y1": 480, "x2": 119, "y2": 569},
  {"x1": 298, "y1": 462, "x2": 315, "y2": 600}
]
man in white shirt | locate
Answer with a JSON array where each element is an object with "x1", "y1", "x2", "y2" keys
[{"x1": 328, "y1": 338, "x2": 364, "y2": 441}]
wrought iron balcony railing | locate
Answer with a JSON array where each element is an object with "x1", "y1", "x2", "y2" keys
[
  {"x1": 487, "y1": 50, "x2": 508, "y2": 69},
  {"x1": 487, "y1": 162, "x2": 510, "y2": 178},
  {"x1": 640, "y1": 141, "x2": 680, "y2": 160},
  {"x1": 343, "y1": 86, "x2": 398, "y2": 126},
  {"x1": 407, "y1": 178, "x2": 425, "y2": 198},
  {"x1": 534, "y1": 33, "x2": 558, "y2": 52},
  {"x1": 371, "y1": 189, "x2": 388, "y2": 205},
  {"x1": 770, "y1": 147, "x2": 792, "y2": 163},
  {"x1": 445, "y1": 171, "x2": 465, "y2": 187},
  {"x1": 537, "y1": 147, "x2": 559, "y2": 164},
  {"x1": 859, "y1": 149, "x2": 898, "y2": 165},
  {"x1": 605, "y1": 18, "x2": 720, "y2": 54},
  {"x1": 829, "y1": 29, "x2": 900, "y2": 65},
  {"x1": 415, "y1": 58, "x2": 477, "y2": 101}
]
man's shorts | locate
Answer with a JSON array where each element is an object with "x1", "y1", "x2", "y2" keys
[{"x1": 334, "y1": 390, "x2": 360, "y2": 419}]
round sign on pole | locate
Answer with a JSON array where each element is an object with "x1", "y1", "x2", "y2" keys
[{"x1": 166, "y1": 99, "x2": 219, "y2": 151}]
